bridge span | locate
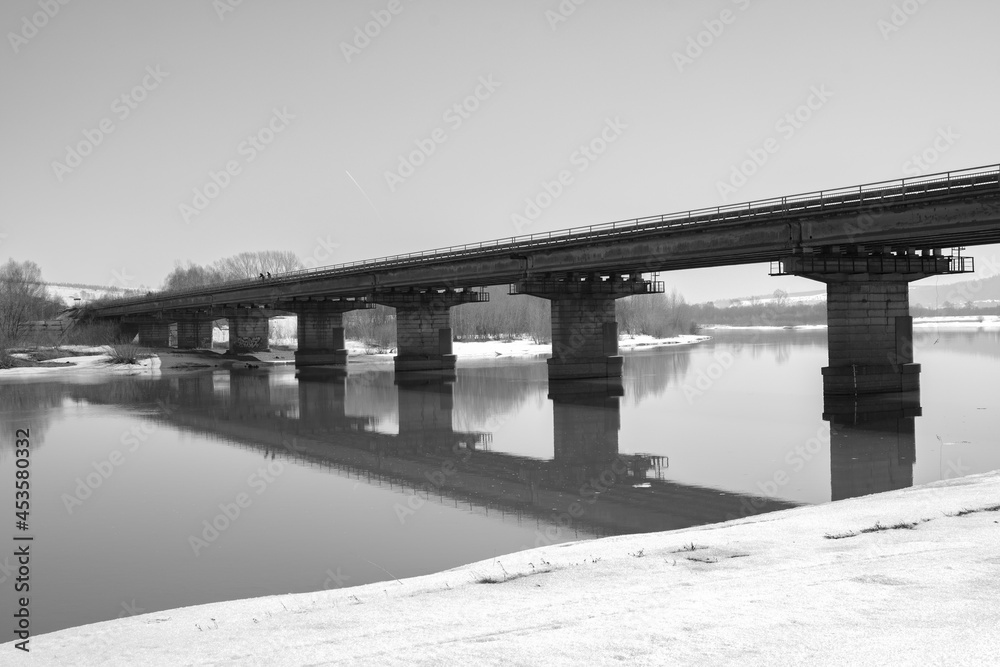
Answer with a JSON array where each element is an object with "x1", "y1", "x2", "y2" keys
[{"x1": 83, "y1": 163, "x2": 1000, "y2": 393}]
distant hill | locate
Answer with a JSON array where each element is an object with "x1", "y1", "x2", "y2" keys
[
  {"x1": 716, "y1": 274, "x2": 1000, "y2": 309},
  {"x1": 910, "y1": 274, "x2": 1000, "y2": 308},
  {"x1": 43, "y1": 282, "x2": 151, "y2": 308}
]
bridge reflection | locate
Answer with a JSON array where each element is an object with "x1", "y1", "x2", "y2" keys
[
  {"x1": 824, "y1": 392, "x2": 920, "y2": 501},
  {"x1": 2, "y1": 364, "x2": 929, "y2": 529},
  {"x1": 58, "y1": 368, "x2": 802, "y2": 537}
]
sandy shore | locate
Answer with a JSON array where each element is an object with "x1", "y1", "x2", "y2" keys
[{"x1": 4, "y1": 471, "x2": 998, "y2": 665}]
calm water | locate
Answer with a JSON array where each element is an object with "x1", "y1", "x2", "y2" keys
[{"x1": 1, "y1": 328, "x2": 998, "y2": 640}]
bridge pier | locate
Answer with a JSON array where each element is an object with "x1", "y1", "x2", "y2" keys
[
  {"x1": 116, "y1": 322, "x2": 140, "y2": 344},
  {"x1": 774, "y1": 250, "x2": 971, "y2": 395},
  {"x1": 137, "y1": 321, "x2": 171, "y2": 347},
  {"x1": 514, "y1": 274, "x2": 663, "y2": 381},
  {"x1": 227, "y1": 310, "x2": 270, "y2": 353},
  {"x1": 373, "y1": 289, "x2": 487, "y2": 376},
  {"x1": 283, "y1": 300, "x2": 371, "y2": 368},
  {"x1": 175, "y1": 318, "x2": 214, "y2": 350}
]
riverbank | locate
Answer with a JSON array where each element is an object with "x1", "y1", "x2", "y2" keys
[
  {"x1": 6, "y1": 470, "x2": 998, "y2": 665},
  {"x1": 700, "y1": 314, "x2": 1000, "y2": 331},
  {"x1": 0, "y1": 334, "x2": 711, "y2": 377}
]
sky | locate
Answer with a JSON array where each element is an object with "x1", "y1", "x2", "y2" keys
[{"x1": 1, "y1": 0, "x2": 998, "y2": 303}]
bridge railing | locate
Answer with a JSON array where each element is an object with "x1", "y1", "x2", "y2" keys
[{"x1": 97, "y1": 163, "x2": 1000, "y2": 310}]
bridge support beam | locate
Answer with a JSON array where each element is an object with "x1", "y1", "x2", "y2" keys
[
  {"x1": 775, "y1": 249, "x2": 971, "y2": 395},
  {"x1": 137, "y1": 322, "x2": 171, "y2": 347},
  {"x1": 514, "y1": 274, "x2": 663, "y2": 381},
  {"x1": 373, "y1": 289, "x2": 488, "y2": 376},
  {"x1": 175, "y1": 319, "x2": 214, "y2": 350},
  {"x1": 227, "y1": 310, "x2": 270, "y2": 353}
]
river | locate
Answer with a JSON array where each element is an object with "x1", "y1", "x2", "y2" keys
[{"x1": 0, "y1": 327, "x2": 997, "y2": 640}]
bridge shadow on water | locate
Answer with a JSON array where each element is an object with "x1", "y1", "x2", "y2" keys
[{"x1": 11, "y1": 357, "x2": 926, "y2": 540}]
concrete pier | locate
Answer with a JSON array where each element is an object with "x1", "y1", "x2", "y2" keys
[
  {"x1": 775, "y1": 250, "x2": 971, "y2": 395},
  {"x1": 514, "y1": 274, "x2": 663, "y2": 381},
  {"x1": 373, "y1": 289, "x2": 487, "y2": 376},
  {"x1": 137, "y1": 321, "x2": 171, "y2": 347},
  {"x1": 175, "y1": 318, "x2": 214, "y2": 349},
  {"x1": 284, "y1": 299, "x2": 371, "y2": 368},
  {"x1": 227, "y1": 310, "x2": 270, "y2": 353}
]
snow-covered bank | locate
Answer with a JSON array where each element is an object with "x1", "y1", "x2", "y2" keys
[
  {"x1": 346, "y1": 334, "x2": 711, "y2": 360},
  {"x1": 9, "y1": 471, "x2": 999, "y2": 665},
  {"x1": 701, "y1": 315, "x2": 1000, "y2": 331},
  {"x1": 0, "y1": 347, "x2": 159, "y2": 377}
]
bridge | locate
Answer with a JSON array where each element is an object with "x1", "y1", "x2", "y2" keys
[{"x1": 82, "y1": 163, "x2": 1000, "y2": 394}]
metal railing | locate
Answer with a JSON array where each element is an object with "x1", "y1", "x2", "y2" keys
[{"x1": 97, "y1": 163, "x2": 1000, "y2": 311}]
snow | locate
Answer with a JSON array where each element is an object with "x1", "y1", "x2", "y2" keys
[
  {"x1": 5, "y1": 471, "x2": 998, "y2": 665},
  {"x1": 0, "y1": 347, "x2": 159, "y2": 377},
  {"x1": 44, "y1": 283, "x2": 150, "y2": 308},
  {"x1": 913, "y1": 314, "x2": 1000, "y2": 328},
  {"x1": 345, "y1": 334, "x2": 711, "y2": 360},
  {"x1": 702, "y1": 316, "x2": 1000, "y2": 331}
]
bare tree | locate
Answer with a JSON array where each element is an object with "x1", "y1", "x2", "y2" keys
[
  {"x1": 0, "y1": 259, "x2": 53, "y2": 341},
  {"x1": 213, "y1": 250, "x2": 303, "y2": 280},
  {"x1": 162, "y1": 261, "x2": 224, "y2": 291}
]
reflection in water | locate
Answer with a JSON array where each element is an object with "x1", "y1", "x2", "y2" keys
[
  {"x1": 63, "y1": 369, "x2": 797, "y2": 539},
  {"x1": 3, "y1": 328, "x2": 997, "y2": 641},
  {"x1": 824, "y1": 392, "x2": 920, "y2": 501},
  {"x1": 0, "y1": 382, "x2": 66, "y2": 453}
]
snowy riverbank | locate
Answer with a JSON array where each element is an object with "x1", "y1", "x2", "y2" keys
[
  {"x1": 6, "y1": 471, "x2": 998, "y2": 665},
  {"x1": 0, "y1": 335, "x2": 711, "y2": 378},
  {"x1": 0, "y1": 346, "x2": 160, "y2": 378},
  {"x1": 347, "y1": 334, "x2": 711, "y2": 360},
  {"x1": 701, "y1": 314, "x2": 1000, "y2": 331}
]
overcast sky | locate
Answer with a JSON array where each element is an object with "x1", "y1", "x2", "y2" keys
[{"x1": 2, "y1": 0, "x2": 998, "y2": 303}]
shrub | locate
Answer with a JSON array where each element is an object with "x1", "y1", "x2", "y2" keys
[{"x1": 106, "y1": 343, "x2": 144, "y2": 365}]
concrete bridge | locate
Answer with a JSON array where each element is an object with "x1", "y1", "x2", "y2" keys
[{"x1": 81, "y1": 163, "x2": 1000, "y2": 393}]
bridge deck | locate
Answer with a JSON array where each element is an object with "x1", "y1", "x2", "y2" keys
[{"x1": 90, "y1": 163, "x2": 1000, "y2": 317}]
